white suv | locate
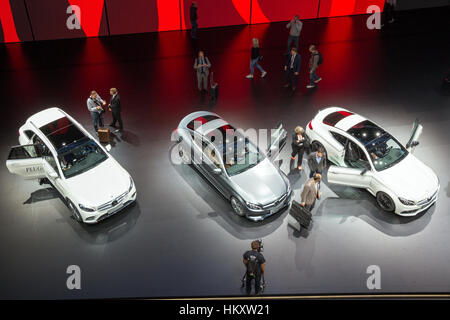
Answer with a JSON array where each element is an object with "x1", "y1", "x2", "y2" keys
[{"x1": 6, "y1": 107, "x2": 137, "y2": 223}]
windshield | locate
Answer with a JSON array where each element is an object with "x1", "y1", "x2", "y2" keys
[
  {"x1": 220, "y1": 136, "x2": 264, "y2": 176},
  {"x1": 58, "y1": 138, "x2": 108, "y2": 178},
  {"x1": 348, "y1": 120, "x2": 408, "y2": 171},
  {"x1": 366, "y1": 134, "x2": 408, "y2": 171}
]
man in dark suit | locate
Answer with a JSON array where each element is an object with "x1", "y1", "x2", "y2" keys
[
  {"x1": 190, "y1": 1, "x2": 198, "y2": 39},
  {"x1": 108, "y1": 88, "x2": 123, "y2": 133},
  {"x1": 284, "y1": 47, "x2": 301, "y2": 91},
  {"x1": 307, "y1": 147, "x2": 327, "y2": 178}
]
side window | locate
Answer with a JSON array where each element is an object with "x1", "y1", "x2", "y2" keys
[
  {"x1": 44, "y1": 154, "x2": 59, "y2": 174},
  {"x1": 23, "y1": 130, "x2": 34, "y2": 140},
  {"x1": 8, "y1": 144, "x2": 42, "y2": 160},
  {"x1": 204, "y1": 143, "x2": 223, "y2": 169},
  {"x1": 330, "y1": 131, "x2": 347, "y2": 146},
  {"x1": 345, "y1": 141, "x2": 370, "y2": 169}
]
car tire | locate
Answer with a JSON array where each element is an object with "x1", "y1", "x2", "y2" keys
[
  {"x1": 68, "y1": 199, "x2": 83, "y2": 222},
  {"x1": 178, "y1": 144, "x2": 190, "y2": 164},
  {"x1": 376, "y1": 192, "x2": 395, "y2": 212},
  {"x1": 230, "y1": 196, "x2": 246, "y2": 217}
]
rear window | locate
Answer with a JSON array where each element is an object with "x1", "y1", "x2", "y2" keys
[
  {"x1": 187, "y1": 115, "x2": 220, "y2": 130},
  {"x1": 323, "y1": 111, "x2": 353, "y2": 127}
]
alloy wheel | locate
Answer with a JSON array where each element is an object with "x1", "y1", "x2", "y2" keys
[
  {"x1": 376, "y1": 192, "x2": 395, "y2": 212},
  {"x1": 230, "y1": 197, "x2": 245, "y2": 216},
  {"x1": 178, "y1": 145, "x2": 190, "y2": 164},
  {"x1": 68, "y1": 200, "x2": 83, "y2": 222}
]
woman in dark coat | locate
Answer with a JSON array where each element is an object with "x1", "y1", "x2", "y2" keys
[{"x1": 291, "y1": 126, "x2": 308, "y2": 171}]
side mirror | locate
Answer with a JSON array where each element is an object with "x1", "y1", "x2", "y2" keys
[
  {"x1": 360, "y1": 168, "x2": 368, "y2": 175},
  {"x1": 44, "y1": 162, "x2": 58, "y2": 178},
  {"x1": 213, "y1": 168, "x2": 222, "y2": 175},
  {"x1": 105, "y1": 144, "x2": 112, "y2": 152},
  {"x1": 411, "y1": 141, "x2": 419, "y2": 147}
]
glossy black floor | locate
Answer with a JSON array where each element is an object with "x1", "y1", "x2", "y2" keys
[{"x1": 0, "y1": 8, "x2": 449, "y2": 299}]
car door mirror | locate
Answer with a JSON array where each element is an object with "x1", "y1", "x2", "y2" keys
[
  {"x1": 213, "y1": 168, "x2": 222, "y2": 175},
  {"x1": 411, "y1": 141, "x2": 419, "y2": 147},
  {"x1": 43, "y1": 161, "x2": 58, "y2": 179},
  {"x1": 360, "y1": 168, "x2": 368, "y2": 175}
]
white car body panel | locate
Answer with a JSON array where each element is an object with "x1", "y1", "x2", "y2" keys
[
  {"x1": 6, "y1": 107, "x2": 137, "y2": 224},
  {"x1": 306, "y1": 106, "x2": 439, "y2": 216}
]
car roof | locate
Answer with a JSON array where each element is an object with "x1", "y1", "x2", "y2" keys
[
  {"x1": 27, "y1": 107, "x2": 66, "y2": 128},
  {"x1": 316, "y1": 106, "x2": 367, "y2": 132}
]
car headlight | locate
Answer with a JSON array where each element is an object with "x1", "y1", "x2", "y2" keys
[
  {"x1": 128, "y1": 177, "x2": 134, "y2": 193},
  {"x1": 246, "y1": 202, "x2": 263, "y2": 211},
  {"x1": 398, "y1": 197, "x2": 416, "y2": 206},
  {"x1": 79, "y1": 204, "x2": 95, "y2": 212}
]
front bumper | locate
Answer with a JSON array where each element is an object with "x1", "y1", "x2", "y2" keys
[
  {"x1": 395, "y1": 185, "x2": 440, "y2": 216},
  {"x1": 82, "y1": 187, "x2": 137, "y2": 224},
  {"x1": 245, "y1": 189, "x2": 293, "y2": 222}
]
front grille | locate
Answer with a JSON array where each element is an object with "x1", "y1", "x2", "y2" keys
[
  {"x1": 97, "y1": 191, "x2": 128, "y2": 211},
  {"x1": 416, "y1": 189, "x2": 438, "y2": 206},
  {"x1": 262, "y1": 192, "x2": 289, "y2": 209}
]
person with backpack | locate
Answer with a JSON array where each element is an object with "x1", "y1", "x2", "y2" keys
[
  {"x1": 307, "y1": 45, "x2": 322, "y2": 89},
  {"x1": 243, "y1": 240, "x2": 266, "y2": 295}
]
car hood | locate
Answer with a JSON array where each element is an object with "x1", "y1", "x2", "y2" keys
[
  {"x1": 64, "y1": 158, "x2": 131, "y2": 207},
  {"x1": 377, "y1": 154, "x2": 438, "y2": 201},
  {"x1": 230, "y1": 158, "x2": 288, "y2": 205}
]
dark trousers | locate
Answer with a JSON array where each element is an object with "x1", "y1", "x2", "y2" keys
[
  {"x1": 310, "y1": 69, "x2": 320, "y2": 86},
  {"x1": 287, "y1": 35, "x2": 299, "y2": 51},
  {"x1": 91, "y1": 111, "x2": 103, "y2": 131},
  {"x1": 245, "y1": 273, "x2": 262, "y2": 295},
  {"x1": 382, "y1": 3, "x2": 395, "y2": 25},
  {"x1": 110, "y1": 108, "x2": 123, "y2": 130},
  {"x1": 191, "y1": 21, "x2": 198, "y2": 38},
  {"x1": 286, "y1": 69, "x2": 298, "y2": 87},
  {"x1": 291, "y1": 147, "x2": 305, "y2": 167}
]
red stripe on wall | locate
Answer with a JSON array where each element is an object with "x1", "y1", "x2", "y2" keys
[
  {"x1": 329, "y1": 0, "x2": 357, "y2": 17},
  {"x1": 157, "y1": 0, "x2": 181, "y2": 31},
  {"x1": 0, "y1": 0, "x2": 19, "y2": 42}
]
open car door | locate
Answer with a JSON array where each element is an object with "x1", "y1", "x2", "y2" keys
[
  {"x1": 327, "y1": 165, "x2": 373, "y2": 189},
  {"x1": 267, "y1": 123, "x2": 287, "y2": 158},
  {"x1": 405, "y1": 119, "x2": 423, "y2": 153},
  {"x1": 6, "y1": 144, "x2": 46, "y2": 180}
]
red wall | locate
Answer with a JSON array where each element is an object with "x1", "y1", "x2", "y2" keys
[{"x1": 0, "y1": 0, "x2": 385, "y2": 43}]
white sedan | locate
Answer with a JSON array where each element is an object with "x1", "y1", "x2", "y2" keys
[
  {"x1": 6, "y1": 107, "x2": 137, "y2": 223},
  {"x1": 305, "y1": 107, "x2": 439, "y2": 216}
]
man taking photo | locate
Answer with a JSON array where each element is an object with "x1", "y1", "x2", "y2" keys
[{"x1": 243, "y1": 240, "x2": 265, "y2": 295}]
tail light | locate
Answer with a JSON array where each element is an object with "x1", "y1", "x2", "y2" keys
[{"x1": 308, "y1": 121, "x2": 313, "y2": 130}]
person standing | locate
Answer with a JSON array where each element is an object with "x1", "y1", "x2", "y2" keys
[
  {"x1": 284, "y1": 47, "x2": 301, "y2": 91},
  {"x1": 307, "y1": 147, "x2": 327, "y2": 178},
  {"x1": 300, "y1": 173, "x2": 322, "y2": 212},
  {"x1": 246, "y1": 38, "x2": 267, "y2": 79},
  {"x1": 87, "y1": 90, "x2": 106, "y2": 133},
  {"x1": 190, "y1": 1, "x2": 198, "y2": 39},
  {"x1": 286, "y1": 15, "x2": 303, "y2": 53},
  {"x1": 306, "y1": 45, "x2": 322, "y2": 89},
  {"x1": 194, "y1": 51, "x2": 211, "y2": 92},
  {"x1": 291, "y1": 126, "x2": 308, "y2": 171},
  {"x1": 382, "y1": 0, "x2": 397, "y2": 27},
  {"x1": 243, "y1": 241, "x2": 266, "y2": 295},
  {"x1": 108, "y1": 88, "x2": 123, "y2": 133}
]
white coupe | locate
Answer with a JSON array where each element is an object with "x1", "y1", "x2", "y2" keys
[
  {"x1": 6, "y1": 107, "x2": 137, "y2": 223},
  {"x1": 305, "y1": 107, "x2": 439, "y2": 216}
]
